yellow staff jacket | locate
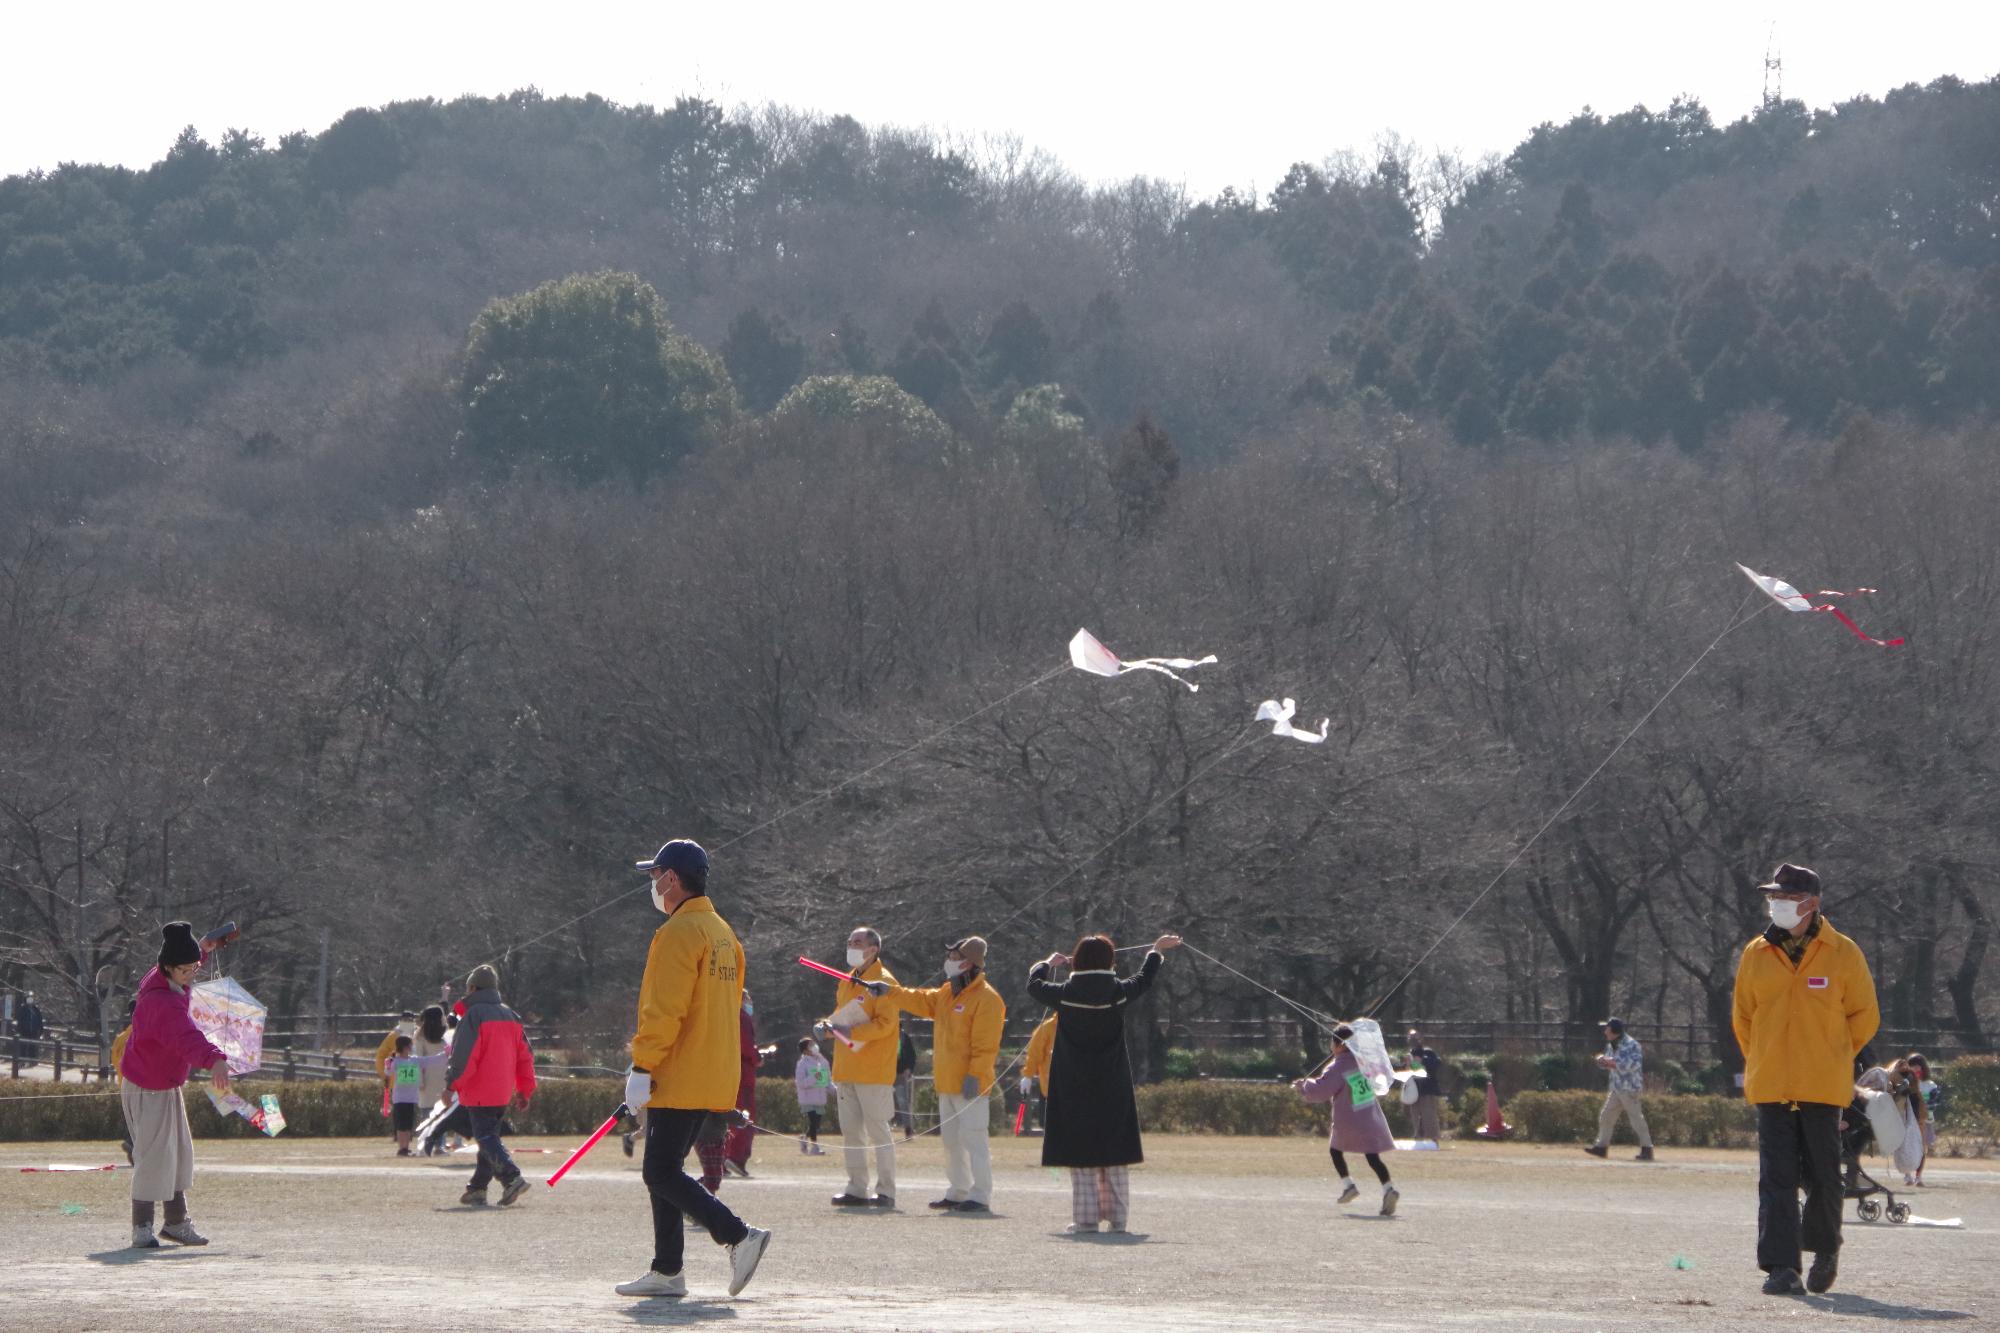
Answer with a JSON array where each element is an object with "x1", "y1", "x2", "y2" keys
[
  {"x1": 632, "y1": 895, "x2": 747, "y2": 1111},
  {"x1": 1022, "y1": 1014, "x2": 1056, "y2": 1088},
  {"x1": 883, "y1": 972, "x2": 1006, "y2": 1093},
  {"x1": 830, "y1": 958, "x2": 901, "y2": 1085},
  {"x1": 1732, "y1": 914, "x2": 1879, "y2": 1107}
]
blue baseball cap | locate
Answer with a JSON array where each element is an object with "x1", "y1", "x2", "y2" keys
[{"x1": 635, "y1": 839, "x2": 709, "y2": 876}]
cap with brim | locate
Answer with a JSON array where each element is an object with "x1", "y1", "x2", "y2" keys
[
  {"x1": 636, "y1": 839, "x2": 710, "y2": 876},
  {"x1": 1758, "y1": 862, "x2": 1822, "y2": 896},
  {"x1": 946, "y1": 936, "x2": 988, "y2": 965}
]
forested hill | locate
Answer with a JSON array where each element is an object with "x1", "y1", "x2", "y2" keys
[{"x1": 3, "y1": 76, "x2": 1998, "y2": 464}]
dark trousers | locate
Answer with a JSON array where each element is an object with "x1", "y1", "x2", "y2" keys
[
  {"x1": 465, "y1": 1105, "x2": 520, "y2": 1190},
  {"x1": 1756, "y1": 1102, "x2": 1844, "y2": 1272},
  {"x1": 1330, "y1": 1148, "x2": 1392, "y2": 1184},
  {"x1": 645, "y1": 1107, "x2": 749, "y2": 1277}
]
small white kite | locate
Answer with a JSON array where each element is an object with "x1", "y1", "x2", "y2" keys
[
  {"x1": 1255, "y1": 697, "x2": 1330, "y2": 744},
  {"x1": 1736, "y1": 564, "x2": 1904, "y2": 647},
  {"x1": 1069, "y1": 628, "x2": 1217, "y2": 692}
]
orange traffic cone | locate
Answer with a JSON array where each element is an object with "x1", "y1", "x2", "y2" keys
[{"x1": 1472, "y1": 1082, "x2": 1513, "y2": 1140}]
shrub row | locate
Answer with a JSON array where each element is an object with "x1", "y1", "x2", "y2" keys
[{"x1": 1943, "y1": 1056, "x2": 2000, "y2": 1117}]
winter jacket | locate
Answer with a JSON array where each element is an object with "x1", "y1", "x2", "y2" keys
[
  {"x1": 1407, "y1": 1043, "x2": 1445, "y2": 1099},
  {"x1": 119, "y1": 966, "x2": 228, "y2": 1092},
  {"x1": 882, "y1": 970, "x2": 1006, "y2": 1091},
  {"x1": 1027, "y1": 954, "x2": 1161, "y2": 1168},
  {"x1": 1732, "y1": 913, "x2": 1879, "y2": 1108},
  {"x1": 446, "y1": 987, "x2": 537, "y2": 1108},
  {"x1": 631, "y1": 895, "x2": 747, "y2": 1112},
  {"x1": 388, "y1": 1051, "x2": 450, "y2": 1105},
  {"x1": 412, "y1": 1033, "x2": 451, "y2": 1105},
  {"x1": 829, "y1": 958, "x2": 901, "y2": 1085},
  {"x1": 795, "y1": 1053, "x2": 833, "y2": 1108},
  {"x1": 1300, "y1": 1046, "x2": 1396, "y2": 1155},
  {"x1": 1022, "y1": 1014, "x2": 1057, "y2": 1088}
]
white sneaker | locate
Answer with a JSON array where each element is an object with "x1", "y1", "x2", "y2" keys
[
  {"x1": 798, "y1": 1138, "x2": 808, "y2": 1154},
  {"x1": 727, "y1": 1226, "x2": 771, "y2": 1296},
  {"x1": 1336, "y1": 1181, "x2": 1359, "y2": 1204},
  {"x1": 131, "y1": 1225, "x2": 159, "y2": 1249},
  {"x1": 160, "y1": 1220, "x2": 209, "y2": 1246},
  {"x1": 614, "y1": 1270, "x2": 687, "y2": 1298},
  {"x1": 1380, "y1": 1185, "x2": 1400, "y2": 1217}
]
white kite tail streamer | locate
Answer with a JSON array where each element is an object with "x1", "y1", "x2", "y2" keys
[
  {"x1": 1363, "y1": 587, "x2": 1772, "y2": 1018},
  {"x1": 1254, "y1": 698, "x2": 1330, "y2": 744},
  {"x1": 1068, "y1": 627, "x2": 1216, "y2": 692}
]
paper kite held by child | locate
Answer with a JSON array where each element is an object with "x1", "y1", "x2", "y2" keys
[
  {"x1": 1736, "y1": 564, "x2": 1905, "y2": 647},
  {"x1": 1068, "y1": 628, "x2": 1217, "y2": 692},
  {"x1": 1255, "y1": 698, "x2": 1330, "y2": 744}
]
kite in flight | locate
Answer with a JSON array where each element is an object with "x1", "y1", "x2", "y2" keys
[
  {"x1": 1255, "y1": 697, "x2": 1330, "y2": 744},
  {"x1": 1736, "y1": 564, "x2": 1905, "y2": 647},
  {"x1": 1069, "y1": 628, "x2": 1217, "y2": 692}
]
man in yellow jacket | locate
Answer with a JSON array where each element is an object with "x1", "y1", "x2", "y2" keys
[
  {"x1": 615, "y1": 840, "x2": 771, "y2": 1302},
  {"x1": 1732, "y1": 862, "x2": 1878, "y2": 1298},
  {"x1": 867, "y1": 935, "x2": 1006, "y2": 1212},
  {"x1": 1020, "y1": 1013, "x2": 1056, "y2": 1134},
  {"x1": 821, "y1": 926, "x2": 900, "y2": 1208}
]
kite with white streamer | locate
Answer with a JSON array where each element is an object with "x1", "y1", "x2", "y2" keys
[
  {"x1": 1069, "y1": 628, "x2": 1217, "y2": 692},
  {"x1": 1254, "y1": 697, "x2": 1329, "y2": 744}
]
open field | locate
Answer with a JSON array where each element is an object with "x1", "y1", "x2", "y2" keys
[{"x1": 3, "y1": 1132, "x2": 1995, "y2": 1331}]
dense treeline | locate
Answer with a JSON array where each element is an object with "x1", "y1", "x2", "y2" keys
[{"x1": 1, "y1": 80, "x2": 1996, "y2": 1064}]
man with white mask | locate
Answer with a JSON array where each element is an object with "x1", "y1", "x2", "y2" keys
[
  {"x1": 820, "y1": 926, "x2": 900, "y2": 1207},
  {"x1": 1732, "y1": 862, "x2": 1878, "y2": 1299}
]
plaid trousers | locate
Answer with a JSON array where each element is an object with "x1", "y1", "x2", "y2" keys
[{"x1": 1069, "y1": 1166, "x2": 1130, "y2": 1228}]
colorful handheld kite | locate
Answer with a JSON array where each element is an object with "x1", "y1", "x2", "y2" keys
[
  {"x1": 204, "y1": 1086, "x2": 284, "y2": 1136},
  {"x1": 1069, "y1": 628, "x2": 1217, "y2": 692},
  {"x1": 1737, "y1": 564, "x2": 1904, "y2": 647},
  {"x1": 189, "y1": 976, "x2": 267, "y2": 1076},
  {"x1": 1254, "y1": 698, "x2": 1330, "y2": 744}
]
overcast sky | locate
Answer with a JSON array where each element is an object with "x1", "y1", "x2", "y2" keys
[{"x1": 4, "y1": 1, "x2": 1995, "y2": 196}]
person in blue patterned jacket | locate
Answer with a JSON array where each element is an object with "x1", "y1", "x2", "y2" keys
[{"x1": 1583, "y1": 1017, "x2": 1654, "y2": 1162}]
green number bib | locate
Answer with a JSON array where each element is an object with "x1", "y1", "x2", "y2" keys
[
  {"x1": 1345, "y1": 1072, "x2": 1376, "y2": 1107},
  {"x1": 394, "y1": 1062, "x2": 420, "y2": 1087}
]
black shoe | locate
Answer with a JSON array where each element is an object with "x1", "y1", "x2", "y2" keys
[
  {"x1": 869, "y1": 1194, "x2": 894, "y2": 1208},
  {"x1": 1762, "y1": 1268, "x2": 1805, "y2": 1296},
  {"x1": 622, "y1": 1132, "x2": 635, "y2": 1159},
  {"x1": 952, "y1": 1200, "x2": 991, "y2": 1213},
  {"x1": 1635, "y1": 1146, "x2": 1654, "y2": 1162},
  {"x1": 927, "y1": 1198, "x2": 960, "y2": 1210},
  {"x1": 1582, "y1": 1144, "x2": 1608, "y2": 1158},
  {"x1": 1807, "y1": 1251, "x2": 1838, "y2": 1294},
  {"x1": 830, "y1": 1193, "x2": 873, "y2": 1207}
]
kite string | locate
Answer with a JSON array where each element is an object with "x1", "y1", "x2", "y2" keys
[
  {"x1": 1363, "y1": 590, "x2": 1770, "y2": 1017},
  {"x1": 452, "y1": 658, "x2": 1071, "y2": 978},
  {"x1": 1181, "y1": 943, "x2": 1339, "y2": 1033}
]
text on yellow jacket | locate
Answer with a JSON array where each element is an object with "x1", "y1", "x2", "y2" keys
[
  {"x1": 882, "y1": 970, "x2": 1006, "y2": 1092},
  {"x1": 632, "y1": 895, "x2": 747, "y2": 1111},
  {"x1": 1732, "y1": 914, "x2": 1879, "y2": 1108},
  {"x1": 1022, "y1": 1013, "x2": 1056, "y2": 1088},
  {"x1": 829, "y1": 958, "x2": 901, "y2": 1085}
]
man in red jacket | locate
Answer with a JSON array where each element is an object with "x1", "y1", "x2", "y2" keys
[{"x1": 446, "y1": 963, "x2": 537, "y2": 1208}]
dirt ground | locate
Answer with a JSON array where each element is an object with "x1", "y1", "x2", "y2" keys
[{"x1": 3, "y1": 1130, "x2": 1994, "y2": 1331}]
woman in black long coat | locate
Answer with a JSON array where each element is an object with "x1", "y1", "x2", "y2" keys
[{"x1": 1027, "y1": 931, "x2": 1181, "y2": 1233}]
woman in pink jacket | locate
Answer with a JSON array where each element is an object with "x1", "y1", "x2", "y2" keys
[
  {"x1": 119, "y1": 922, "x2": 231, "y2": 1248},
  {"x1": 1294, "y1": 1023, "x2": 1400, "y2": 1216}
]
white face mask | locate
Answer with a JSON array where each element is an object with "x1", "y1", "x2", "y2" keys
[
  {"x1": 651, "y1": 883, "x2": 669, "y2": 914},
  {"x1": 806, "y1": 1043, "x2": 819, "y2": 1058},
  {"x1": 1768, "y1": 897, "x2": 1809, "y2": 930},
  {"x1": 943, "y1": 958, "x2": 966, "y2": 978},
  {"x1": 846, "y1": 947, "x2": 870, "y2": 969}
]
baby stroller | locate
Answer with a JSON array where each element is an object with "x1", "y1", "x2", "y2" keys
[{"x1": 1841, "y1": 1091, "x2": 1911, "y2": 1223}]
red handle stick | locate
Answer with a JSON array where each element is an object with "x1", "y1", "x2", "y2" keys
[
  {"x1": 546, "y1": 1106, "x2": 627, "y2": 1188},
  {"x1": 797, "y1": 956, "x2": 851, "y2": 982}
]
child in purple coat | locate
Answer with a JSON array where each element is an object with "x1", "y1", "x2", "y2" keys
[{"x1": 1294, "y1": 1023, "x2": 1400, "y2": 1216}]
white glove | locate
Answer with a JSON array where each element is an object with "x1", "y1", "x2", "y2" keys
[{"x1": 625, "y1": 1067, "x2": 652, "y2": 1111}]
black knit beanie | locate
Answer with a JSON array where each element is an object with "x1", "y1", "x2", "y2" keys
[{"x1": 159, "y1": 921, "x2": 201, "y2": 968}]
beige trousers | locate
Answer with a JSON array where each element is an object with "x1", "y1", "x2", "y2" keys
[
  {"x1": 936, "y1": 1092, "x2": 992, "y2": 1204},
  {"x1": 835, "y1": 1082, "x2": 897, "y2": 1197}
]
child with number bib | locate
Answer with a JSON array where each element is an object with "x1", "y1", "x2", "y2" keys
[
  {"x1": 1294, "y1": 1023, "x2": 1399, "y2": 1216},
  {"x1": 387, "y1": 1035, "x2": 450, "y2": 1156}
]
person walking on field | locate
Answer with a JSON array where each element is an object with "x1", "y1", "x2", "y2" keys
[
  {"x1": 616, "y1": 840, "x2": 772, "y2": 1300},
  {"x1": 1583, "y1": 1017, "x2": 1654, "y2": 1161},
  {"x1": 120, "y1": 923, "x2": 232, "y2": 1248},
  {"x1": 722, "y1": 992, "x2": 763, "y2": 1178},
  {"x1": 1026, "y1": 933, "x2": 1180, "y2": 1233},
  {"x1": 821, "y1": 925, "x2": 900, "y2": 1207},
  {"x1": 1295, "y1": 1023, "x2": 1400, "y2": 1216},
  {"x1": 1733, "y1": 862, "x2": 1879, "y2": 1297},
  {"x1": 794, "y1": 1037, "x2": 831, "y2": 1155},
  {"x1": 866, "y1": 936, "x2": 1005, "y2": 1212},
  {"x1": 446, "y1": 965, "x2": 536, "y2": 1208}
]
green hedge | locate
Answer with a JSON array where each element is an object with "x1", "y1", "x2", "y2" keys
[
  {"x1": 1136, "y1": 1081, "x2": 1327, "y2": 1135},
  {"x1": 1943, "y1": 1056, "x2": 2000, "y2": 1117},
  {"x1": 1498, "y1": 1090, "x2": 1758, "y2": 1147}
]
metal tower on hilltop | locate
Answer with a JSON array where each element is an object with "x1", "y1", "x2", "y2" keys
[{"x1": 1763, "y1": 25, "x2": 1784, "y2": 108}]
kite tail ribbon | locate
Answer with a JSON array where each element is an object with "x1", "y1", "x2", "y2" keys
[{"x1": 1815, "y1": 604, "x2": 1904, "y2": 647}]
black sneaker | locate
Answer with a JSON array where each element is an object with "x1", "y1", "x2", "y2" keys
[
  {"x1": 1807, "y1": 1251, "x2": 1838, "y2": 1294},
  {"x1": 1635, "y1": 1146, "x2": 1654, "y2": 1162},
  {"x1": 928, "y1": 1198, "x2": 959, "y2": 1210},
  {"x1": 869, "y1": 1194, "x2": 894, "y2": 1208},
  {"x1": 830, "y1": 1193, "x2": 872, "y2": 1207},
  {"x1": 1582, "y1": 1144, "x2": 1608, "y2": 1159},
  {"x1": 953, "y1": 1200, "x2": 991, "y2": 1213},
  {"x1": 1762, "y1": 1268, "x2": 1805, "y2": 1296}
]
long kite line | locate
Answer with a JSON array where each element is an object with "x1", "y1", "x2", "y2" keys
[{"x1": 1362, "y1": 589, "x2": 1771, "y2": 1018}]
